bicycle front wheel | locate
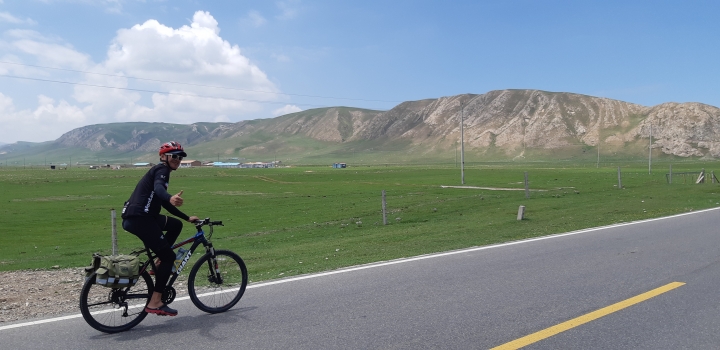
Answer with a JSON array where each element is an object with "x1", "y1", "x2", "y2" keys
[
  {"x1": 188, "y1": 249, "x2": 248, "y2": 313},
  {"x1": 79, "y1": 271, "x2": 152, "y2": 333}
]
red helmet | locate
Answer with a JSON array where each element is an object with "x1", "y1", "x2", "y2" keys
[{"x1": 159, "y1": 141, "x2": 187, "y2": 157}]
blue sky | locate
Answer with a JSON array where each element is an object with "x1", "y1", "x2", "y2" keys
[{"x1": 1, "y1": 0, "x2": 719, "y2": 143}]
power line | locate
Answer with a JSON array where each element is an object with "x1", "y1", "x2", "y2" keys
[
  {"x1": 0, "y1": 60, "x2": 403, "y2": 103},
  {"x1": 0, "y1": 73, "x2": 333, "y2": 107}
]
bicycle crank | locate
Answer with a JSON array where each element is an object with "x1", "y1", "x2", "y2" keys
[{"x1": 162, "y1": 286, "x2": 176, "y2": 304}]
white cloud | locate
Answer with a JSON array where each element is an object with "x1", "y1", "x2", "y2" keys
[
  {"x1": 36, "y1": 0, "x2": 124, "y2": 14},
  {"x1": 272, "y1": 53, "x2": 291, "y2": 63},
  {"x1": 0, "y1": 12, "x2": 37, "y2": 25},
  {"x1": 276, "y1": 1, "x2": 301, "y2": 20},
  {"x1": 34, "y1": 95, "x2": 87, "y2": 122},
  {"x1": 0, "y1": 93, "x2": 12, "y2": 112},
  {"x1": 242, "y1": 10, "x2": 267, "y2": 27},
  {"x1": 103, "y1": 11, "x2": 274, "y2": 91},
  {"x1": 273, "y1": 104, "x2": 302, "y2": 116},
  {"x1": 0, "y1": 11, "x2": 282, "y2": 143},
  {"x1": 102, "y1": 0, "x2": 123, "y2": 14},
  {"x1": 0, "y1": 93, "x2": 91, "y2": 143},
  {"x1": 3, "y1": 30, "x2": 92, "y2": 70},
  {"x1": 15, "y1": 41, "x2": 91, "y2": 70}
]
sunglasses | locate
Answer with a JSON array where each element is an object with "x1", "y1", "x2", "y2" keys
[{"x1": 168, "y1": 154, "x2": 184, "y2": 160}]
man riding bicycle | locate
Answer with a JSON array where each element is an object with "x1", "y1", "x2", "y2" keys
[{"x1": 121, "y1": 141, "x2": 199, "y2": 316}]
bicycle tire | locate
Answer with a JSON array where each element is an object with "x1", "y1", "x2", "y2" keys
[
  {"x1": 188, "y1": 249, "x2": 248, "y2": 313},
  {"x1": 79, "y1": 271, "x2": 152, "y2": 333}
]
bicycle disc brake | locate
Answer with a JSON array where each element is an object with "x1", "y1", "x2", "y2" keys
[
  {"x1": 162, "y1": 286, "x2": 176, "y2": 304},
  {"x1": 208, "y1": 260, "x2": 223, "y2": 284}
]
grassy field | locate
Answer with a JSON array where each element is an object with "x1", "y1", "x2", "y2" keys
[{"x1": 0, "y1": 162, "x2": 719, "y2": 284}]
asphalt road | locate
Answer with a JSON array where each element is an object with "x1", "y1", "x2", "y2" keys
[{"x1": 3, "y1": 208, "x2": 720, "y2": 349}]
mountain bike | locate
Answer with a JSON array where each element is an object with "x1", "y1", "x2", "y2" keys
[{"x1": 79, "y1": 218, "x2": 248, "y2": 333}]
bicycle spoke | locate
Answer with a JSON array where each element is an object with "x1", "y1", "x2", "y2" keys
[
  {"x1": 80, "y1": 272, "x2": 152, "y2": 333},
  {"x1": 188, "y1": 250, "x2": 247, "y2": 313}
]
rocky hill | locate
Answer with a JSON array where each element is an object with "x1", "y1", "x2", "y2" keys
[
  {"x1": 4, "y1": 89, "x2": 720, "y2": 161},
  {"x1": 217, "y1": 89, "x2": 720, "y2": 159},
  {"x1": 54, "y1": 122, "x2": 236, "y2": 152}
]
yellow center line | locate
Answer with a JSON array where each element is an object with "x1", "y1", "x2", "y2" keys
[{"x1": 491, "y1": 282, "x2": 686, "y2": 350}]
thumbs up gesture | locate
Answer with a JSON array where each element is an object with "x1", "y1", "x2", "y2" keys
[{"x1": 170, "y1": 190, "x2": 184, "y2": 207}]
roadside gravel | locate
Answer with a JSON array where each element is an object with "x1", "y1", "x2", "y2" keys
[
  {"x1": 0, "y1": 268, "x2": 193, "y2": 324},
  {"x1": 0, "y1": 268, "x2": 86, "y2": 323}
]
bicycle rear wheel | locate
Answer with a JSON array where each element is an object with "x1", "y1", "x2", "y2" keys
[
  {"x1": 79, "y1": 271, "x2": 152, "y2": 333},
  {"x1": 188, "y1": 249, "x2": 248, "y2": 313}
]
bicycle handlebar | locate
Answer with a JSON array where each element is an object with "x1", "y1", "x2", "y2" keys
[{"x1": 193, "y1": 218, "x2": 223, "y2": 227}]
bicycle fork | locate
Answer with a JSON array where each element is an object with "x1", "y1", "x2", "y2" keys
[{"x1": 205, "y1": 244, "x2": 223, "y2": 284}]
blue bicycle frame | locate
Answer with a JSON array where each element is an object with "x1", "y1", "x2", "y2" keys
[{"x1": 140, "y1": 219, "x2": 222, "y2": 290}]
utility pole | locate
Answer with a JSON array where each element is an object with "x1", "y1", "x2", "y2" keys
[
  {"x1": 597, "y1": 139, "x2": 600, "y2": 168},
  {"x1": 522, "y1": 117, "x2": 530, "y2": 156},
  {"x1": 460, "y1": 101, "x2": 465, "y2": 185},
  {"x1": 648, "y1": 121, "x2": 652, "y2": 174}
]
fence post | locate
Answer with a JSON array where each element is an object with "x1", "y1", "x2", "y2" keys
[
  {"x1": 669, "y1": 164, "x2": 672, "y2": 184},
  {"x1": 617, "y1": 167, "x2": 622, "y2": 189},
  {"x1": 381, "y1": 190, "x2": 387, "y2": 225},
  {"x1": 111, "y1": 209, "x2": 118, "y2": 255},
  {"x1": 517, "y1": 205, "x2": 526, "y2": 221},
  {"x1": 524, "y1": 172, "x2": 529, "y2": 199}
]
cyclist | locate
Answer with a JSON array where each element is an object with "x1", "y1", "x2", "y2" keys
[{"x1": 121, "y1": 141, "x2": 198, "y2": 316}]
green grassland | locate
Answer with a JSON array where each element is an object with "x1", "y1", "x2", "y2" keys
[{"x1": 1, "y1": 162, "x2": 719, "y2": 284}]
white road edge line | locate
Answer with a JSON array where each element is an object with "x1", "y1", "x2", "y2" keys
[{"x1": 2, "y1": 206, "x2": 717, "y2": 332}]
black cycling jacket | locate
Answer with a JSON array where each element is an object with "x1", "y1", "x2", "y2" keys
[{"x1": 121, "y1": 163, "x2": 189, "y2": 221}]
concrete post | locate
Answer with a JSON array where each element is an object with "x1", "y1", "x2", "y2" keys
[
  {"x1": 111, "y1": 209, "x2": 118, "y2": 255},
  {"x1": 382, "y1": 190, "x2": 387, "y2": 225}
]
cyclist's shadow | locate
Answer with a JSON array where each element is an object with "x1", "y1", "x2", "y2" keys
[{"x1": 94, "y1": 306, "x2": 258, "y2": 341}]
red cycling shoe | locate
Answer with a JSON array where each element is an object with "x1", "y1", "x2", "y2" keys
[{"x1": 144, "y1": 304, "x2": 178, "y2": 316}]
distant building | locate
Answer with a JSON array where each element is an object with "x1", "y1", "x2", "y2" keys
[
  {"x1": 180, "y1": 160, "x2": 201, "y2": 168},
  {"x1": 332, "y1": 163, "x2": 347, "y2": 168},
  {"x1": 133, "y1": 162, "x2": 153, "y2": 167},
  {"x1": 213, "y1": 162, "x2": 241, "y2": 168},
  {"x1": 241, "y1": 162, "x2": 274, "y2": 168}
]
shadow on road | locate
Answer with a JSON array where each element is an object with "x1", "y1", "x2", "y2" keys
[{"x1": 88, "y1": 306, "x2": 258, "y2": 341}]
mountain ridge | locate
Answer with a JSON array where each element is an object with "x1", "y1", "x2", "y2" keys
[{"x1": 3, "y1": 89, "x2": 719, "y2": 163}]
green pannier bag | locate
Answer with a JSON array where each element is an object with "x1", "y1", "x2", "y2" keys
[{"x1": 84, "y1": 253, "x2": 140, "y2": 288}]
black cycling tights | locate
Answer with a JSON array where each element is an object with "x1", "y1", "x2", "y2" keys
[{"x1": 122, "y1": 215, "x2": 183, "y2": 294}]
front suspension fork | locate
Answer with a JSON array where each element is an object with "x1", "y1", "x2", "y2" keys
[{"x1": 205, "y1": 245, "x2": 223, "y2": 284}]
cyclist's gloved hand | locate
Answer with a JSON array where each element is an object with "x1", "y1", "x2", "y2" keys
[{"x1": 188, "y1": 216, "x2": 199, "y2": 223}]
